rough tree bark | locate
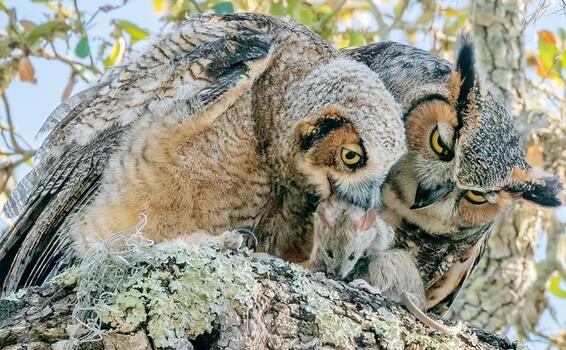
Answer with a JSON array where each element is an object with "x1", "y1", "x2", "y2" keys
[
  {"x1": 0, "y1": 240, "x2": 519, "y2": 350},
  {"x1": 449, "y1": 0, "x2": 565, "y2": 338}
]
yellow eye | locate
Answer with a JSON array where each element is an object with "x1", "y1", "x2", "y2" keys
[
  {"x1": 430, "y1": 127, "x2": 453, "y2": 161},
  {"x1": 341, "y1": 144, "x2": 363, "y2": 167},
  {"x1": 430, "y1": 128, "x2": 443, "y2": 154},
  {"x1": 464, "y1": 190, "x2": 488, "y2": 205}
]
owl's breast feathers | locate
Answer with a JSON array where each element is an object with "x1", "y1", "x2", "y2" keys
[
  {"x1": 393, "y1": 219, "x2": 492, "y2": 313},
  {"x1": 0, "y1": 13, "x2": 339, "y2": 295}
]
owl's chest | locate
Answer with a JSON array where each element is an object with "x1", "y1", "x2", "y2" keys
[
  {"x1": 179, "y1": 100, "x2": 273, "y2": 228},
  {"x1": 103, "y1": 96, "x2": 273, "y2": 238},
  {"x1": 393, "y1": 222, "x2": 488, "y2": 288}
]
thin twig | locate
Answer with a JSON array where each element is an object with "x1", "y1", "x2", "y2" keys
[
  {"x1": 366, "y1": 0, "x2": 390, "y2": 40},
  {"x1": 189, "y1": 0, "x2": 203, "y2": 13},
  {"x1": 73, "y1": 0, "x2": 97, "y2": 68},
  {"x1": 319, "y1": 0, "x2": 348, "y2": 29},
  {"x1": 389, "y1": 0, "x2": 410, "y2": 31},
  {"x1": 42, "y1": 44, "x2": 95, "y2": 81},
  {"x1": 527, "y1": 78, "x2": 565, "y2": 102},
  {"x1": 1, "y1": 92, "x2": 23, "y2": 153},
  {"x1": 0, "y1": 151, "x2": 34, "y2": 171}
]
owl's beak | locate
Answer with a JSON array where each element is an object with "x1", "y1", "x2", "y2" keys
[{"x1": 411, "y1": 181, "x2": 455, "y2": 210}]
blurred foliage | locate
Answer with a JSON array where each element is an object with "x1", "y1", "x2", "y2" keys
[
  {"x1": 0, "y1": 0, "x2": 564, "y2": 348},
  {"x1": 528, "y1": 29, "x2": 566, "y2": 84}
]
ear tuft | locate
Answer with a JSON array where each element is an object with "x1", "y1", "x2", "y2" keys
[
  {"x1": 522, "y1": 176, "x2": 562, "y2": 207},
  {"x1": 455, "y1": 33, "x2": 476, "y2": 112}
]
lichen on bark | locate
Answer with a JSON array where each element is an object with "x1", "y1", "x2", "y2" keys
[{"x1": 1, "y1": 232, "x2": 522, "y2": 350}]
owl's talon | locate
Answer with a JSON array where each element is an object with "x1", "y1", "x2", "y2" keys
[
  {"x1": 220, "y1": 228, "x2": 257, "y2": 251},
  {"x1": 349, "y1": 279, "x2": 380, "y2": 295},
  {"x1": 234, "y1": 228, "x2": 258, "y2": 250},
  {"x1": 220, "y1": 230, "x2": 245, "y2": 251}
]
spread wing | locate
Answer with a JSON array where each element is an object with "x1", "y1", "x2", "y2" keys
[
  {"x1": 0, "y1": 13, "x2": 280, "y2": 295},
  {"x1": 426, "y1": 230, "x2": 490, "y2": 315}
]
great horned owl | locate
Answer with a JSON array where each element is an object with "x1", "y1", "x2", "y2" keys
[
  {"x1": 0, "y1": 13, "x2": 405, "y2": 295},
  {"x1": 347, "y1": 36, "x2": 562, "y2": 313}
]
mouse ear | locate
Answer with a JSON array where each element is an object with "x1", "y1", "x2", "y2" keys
[
  {"x1": 316, "y1": 202, "x2": 336, "y2": 227},
  {"x1": 358, "y1": 208, "x2": 377, "y2": 231}
]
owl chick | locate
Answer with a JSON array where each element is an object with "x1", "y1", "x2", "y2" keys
[
  {"x1": 310, "y1": 198, "x2": 462, "y2": 334},
  {"x1": 0, "y1": 13, "x2": 405, "y2": 295},
  {"x1": 347, "y1": 35, "x2": 562, "y2": 313}
]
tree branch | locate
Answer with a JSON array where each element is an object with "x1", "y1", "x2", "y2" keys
[{"x1": 0, "y1": 241, "x2": 521, "y2": 350}]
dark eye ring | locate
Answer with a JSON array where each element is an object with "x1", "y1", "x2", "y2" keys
[{"x1": 348, "y1": 253, "x2": 355, "y2": 261}]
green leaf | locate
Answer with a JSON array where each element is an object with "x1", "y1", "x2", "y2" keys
[
  {"x1": 117, "y1": 20, "x2": 149, "y2": 44},
  {"x1": 0, "y1": 0, "x2": 7, "y2": 11},
  {"x1": 153, "y1": 0, "x2": 167, "y2": 13},
  {"x1": 299, "y1": 6, "x2": 315, "y2": 27},
  {"x1": 270, "y1": 1, "x2": 285, "y2": 17},
  {"x1": 443, "y1": 7, "x2": 464, "y2": 17},
  {"x1": 212, "y1": 2, "x2": 234, "y2": 14},
  {"x1": 548, "y1": 274, "x2": 566, "y2": 299},
  {"x1": 559, "y1": 29, "x2": 566, "y2": 69},
  {"x1": 287, "y1": 0, "x2": 300, "y2": 19},
  {"x1": 538, "y1": 41, "x2": 559, "y2": 71},
  {"x1": 394, "y1": 2, "x2": 406, "y2": 17},
  {"x1": 348, "y1": 31, "x2": 365, "y2": 47},
  {"x1": 75, "y1": 36, "x2": 90, "y2": 58},
  {"x1": 537, "y1": 31, "x2": 560, "y2": 75},
  {"x1": 0, "y1": 38, "x2": 10, "y2": 58},
  {"x1": 25, "y1": 20, "x2": 68, "y2": 44},
  {"x1": 104, "y1": 36, "x2": 125, "y2": 68}
]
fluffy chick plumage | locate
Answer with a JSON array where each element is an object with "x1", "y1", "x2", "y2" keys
[{"x1": 0, "y1": 13, "x2": 405, "y2": 295}]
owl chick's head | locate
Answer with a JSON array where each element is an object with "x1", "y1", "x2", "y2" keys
[
  {"x1": 289, "y1": 59, "x2": 406, "y2": 210},
  {"x1": 397, "y1": 35, "x2": 561, "y2": 229}
]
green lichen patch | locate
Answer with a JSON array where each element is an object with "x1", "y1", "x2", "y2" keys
[
  {"x1": 369, "y1": 312, "x2": 405, "y2": 350},
  {"x1": 368, "y1": 306, "x2": 464, "y2": 350},
  {"x1": 53, "y1": 265, "x2": 80, "y2": 286},
  {"x1": 290, "y1": 272, "x2": 361, "y2": 348},
  {"x1": 316, "y1": 312, "x2": 361, "y2": 347},
  {"x1": 64, "y1": 233, "x2": 256, "y2": 350}
]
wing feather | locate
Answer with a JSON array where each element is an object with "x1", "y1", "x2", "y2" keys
[
  {"x1": 0, "y1": 13, "x2": 286, "y2": 294},
  {"x1": 427, "y1": 230, "x2": 490, "y2": 315}
]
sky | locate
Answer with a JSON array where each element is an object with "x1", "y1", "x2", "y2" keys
[{"x1": 1, "y1": 1, "x2": 565, "y2": 349}]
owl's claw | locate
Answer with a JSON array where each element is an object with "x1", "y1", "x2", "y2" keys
[
  {"x1": 220, "y1": 228, "x2": 258, "y2": 251},
  {"x1": 220, "y1": 230, "x2": 244, "y2": 250},
  {"x1": 349, "y1": 279, "x2": 380, "y2": 295},
  {"x1": 234, "y1": 228, "x2": 258, "y2": 250}
]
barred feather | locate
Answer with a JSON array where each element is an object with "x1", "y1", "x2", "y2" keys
[{"x1": 0, "y1": 13, "x2": 283, "y2": 294}]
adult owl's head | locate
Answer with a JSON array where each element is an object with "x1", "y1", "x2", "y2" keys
[
  {"x1": 348, "y1": 35, "x2": 561, "y2": 230},
  {"x1": 288, "y1": 59, "x2": 406, "y2": 210},
  {"x1": 407, "y1": 35, "x2": 560, "y2": 210}
]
